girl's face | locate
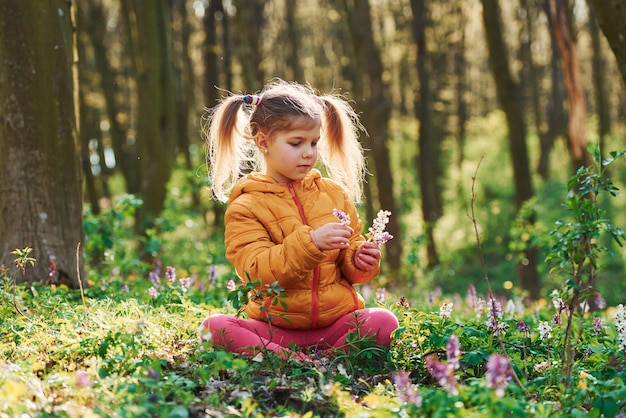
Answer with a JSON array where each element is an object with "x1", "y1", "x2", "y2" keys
[{"x1": 260, "y1": 121, "x2": 320, "y2": 184}]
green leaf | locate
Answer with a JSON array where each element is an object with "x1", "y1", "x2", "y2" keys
[{"x1": 462, "y1": 350, "x2": 490, "y2": 367}]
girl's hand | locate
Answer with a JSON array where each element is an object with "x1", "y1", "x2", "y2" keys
[
  {"x1": 311, "y1": 223, "x2": 353, "y2": 251},
  {"x1": 354, "y1": 242, "x2": 381, "y2": 271}
]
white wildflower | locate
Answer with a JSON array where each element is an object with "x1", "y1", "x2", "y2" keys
[
  {"x1": 538, "y1": 320, "x2": 552, "y2": 341},
  {"x1": 534, "y1": 361, "x2": 549, "y2": 373},
  {"x1": 440, "y1": 302, "x2": 453, "y2": 319},
  {"x1": 367, "y1": 210, "x2": 394, "y2": 246},
  {"x1": 616, "y1": 304, "x2": 626, "y2": 352}
]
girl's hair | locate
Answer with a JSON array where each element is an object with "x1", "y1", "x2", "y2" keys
[{"x1": 204, "y1": 79, "x2": 367, "y2": 202}]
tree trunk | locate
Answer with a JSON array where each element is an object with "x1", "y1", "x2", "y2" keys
[
  {"x1": 233, "y1": 0, "x2": 266, "y2": 90},
  {"x1": 587, "y1": 0, "x2": 626, "y2": 88},
  {"x1": 537, "y1": 1, "x2": 568, "y2": 179},
  {"x1": 203, "y1": 0, "x2": 227, "y2": 231},
  {"x1": 123, "y1": 0, "x2": 178, "y2": 238},
  {"x1": 481, "y1": 0, "x2": 540, "y2": 299},
  {"x1": 84, "y1": 0, "x2": 140, "y2": 195},
  {"x1": 329, "y1": 0, "x2": 374, "y2": 225},
  {"x1": 589, "y1": 8, "x2": 611, "y2": 153},
  {"x1": 454, "y1": 3, "x2": 468, "y2": 178},
  {"x1": 410, "y1": 0, "x2": 439, "y2": 268},
  {"x1": 285, "y1": 0, "x2": 304, "y2": 83},
  {"x1": 341, "y1": 0, "x2": 402, "y2": 281},
  {"x1": 0, "y1": 1, "x2": 84, "y2": 286},
  {"x1": 548, "y1": 0, "x2": 591, "y2": 173},
  {"x1": 203, "y1": 0, "x2": 223, "y2": 109}
]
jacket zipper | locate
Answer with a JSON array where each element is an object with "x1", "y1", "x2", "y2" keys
[{"x1": 288, "y1": 183, "x2": 320, "y2": 328}]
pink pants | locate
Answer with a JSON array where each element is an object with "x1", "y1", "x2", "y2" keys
[{"x1": 207, "y1": 308, "x2": 398, "y2": 360}]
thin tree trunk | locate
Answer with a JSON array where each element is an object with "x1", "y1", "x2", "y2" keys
[
  {"x1": 285, "y1": 0, "x2": 304, "y2": 83},
  {"x1": 233, "y1": 0, "x2": 266, "y2": 90},
  {"x1": 410, "y1": 0, "x2": 439, "y2": 268},
  {"x1": 85, "y1": 0, "x2": 140, "y2": 195},
  {"x1": 481, "y1": 0, "x2": 540, "y2": 299},
  {"x1": 203, "y1": 0, "x2": 227, "y2": 231},
  {"x1": 537, "y1": 2, "x2": 568, "y2": 179},
  {"x1": 548, "y1": 0, "x2": 591, "y2": 172},
  {"x1": 341, "y1": 0, "x2": 402, "y2": 280},
  {"x1": 123, "y1": 0, "x2": 178, "y2": 237},
  {"x1": 0, "y1": 0, "x2": 84, "y2": 286},
  {"x1": 589, "y1": 8, "x2": 611, "y2": 153},
  {"x1": 328, "y1": 0, "x2": 374, "y2": 225},
  {"x1": 587, "y1": 0, "x2": 626, "y2": 88},
  {"x1": 454, "y1": 3, "x2": 468, "y2": 177}
]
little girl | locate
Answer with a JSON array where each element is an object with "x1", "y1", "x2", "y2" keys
[{"x1": 201, "y1": 79, "x2": 398, "y2": 361}]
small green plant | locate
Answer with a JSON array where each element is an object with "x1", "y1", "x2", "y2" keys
[
  {"x1": 0, "y1": 247, "x2": 36, "y2": 315},
  {"x1": 226, "y1": 274, "x2": 288, "y2": 318},
  {"x1": 547, "y1": 146, "x2": 626, "y2": 382}
]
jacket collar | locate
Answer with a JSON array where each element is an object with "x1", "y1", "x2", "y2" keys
[{"x1": 229, "y1": 169, "x2": 321, "y2": 203}]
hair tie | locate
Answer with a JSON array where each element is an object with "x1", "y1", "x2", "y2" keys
[{"x1": 243, "y1": 94, "x2": 262, "y2": 106}]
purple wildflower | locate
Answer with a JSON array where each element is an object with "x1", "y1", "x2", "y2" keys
[
  {"x1": 165, "y1": 266, "x2": 176, "y2": 283},
  {"x1": 121, "y1": 283, "x2": 129, "y2": 293},
  {"x1": 474, "y1": 297, "x2": 486, "y2": 318},
  {"x1": 446, "y1": 335, "x2": 461, "y2": 371},
  {"x1": 396, "y1": 295, "x2": 410, "y2": 309},
  {"x1": 333, "y1": 208, "x2": 351, "y2": 226},
  {"x1": 425, "y1": 355, "x2": 458, "y2": 395},
  {"x1": 179, "y1": 277, "x2": 191, "y2": 293},
  {"x1": 149, "y1": 271, "x2": 160, "y2": 285},
  {"x1": 485, "y1": 354, "x2": 512, "y2": 397},
  {"x1": 467, "y1": 284, "x2": 477, "y2": 307},
  {"x1": 552, "y1": 297, "x2": 566, "y2": 311},
  {"x1": 429, "y1": 287, "x2": 442, "y2": 304},
  {"x1": 486, "y1": 296, "x2": 503, "y2": 335},
  {"x1": 209, "y1": 264, "x2": 217, "y2": 286},
  {"x1": 594, "y1": 292, "x2": 606, "y2": 310},
  {"x1": 393, "y1": 371, "x2": 422, "y2": 406},
  {"x1": 552, "y1": 313, "x2": 561, "y2": 325},
  {"x1": 148, "y1": 286, "x2": 158, "y2": 298},
  {"x1": 516, "y1": 320, "x2": 530, "y2": 333},
  {"x1": 226, "y1": 279, "x2": 237, "y2": 292},
  {"x1": 147, "y1": 367, "x2": 160, "y2": 380},
  {"x1": 592, "y1": 317, "x2": 604, "y2": 336}
]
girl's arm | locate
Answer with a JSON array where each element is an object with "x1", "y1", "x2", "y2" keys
[{"x1": 225, "y1": 203, "x2": 325, "y2": 287}]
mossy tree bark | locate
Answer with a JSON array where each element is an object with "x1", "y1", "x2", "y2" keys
[{"x1": 0, "y1": 1, "x2": 84, "y2": 286}]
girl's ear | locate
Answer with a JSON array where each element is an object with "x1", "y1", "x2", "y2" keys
[{"x1": 255, "y1": 132, "x2": 268, "y2": 150}]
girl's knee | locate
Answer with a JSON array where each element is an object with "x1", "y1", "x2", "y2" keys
[
  {"x1": 369, "y1": 308, "x2": 399, "y2": 330},
  {"x1": 365, "y1": 308, "x2": 399, "y2": 346},
  {"x1": 199, "y1": 314, "x2": 235, "y2": 344}
]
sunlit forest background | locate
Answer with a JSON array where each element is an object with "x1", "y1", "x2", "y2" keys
[
  {"x1": 77, "y1": 0, "x2": 626, "y2": 303},
  {"x1": 3, "y1": 0, "x2": 626, "y2": 303}
]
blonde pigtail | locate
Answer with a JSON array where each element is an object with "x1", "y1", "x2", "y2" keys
[
  {"x1": 318, "y1": 95, "x2": 367, "y2": 203},
  {"x1": 204, "y1": 95, "x2": 258, "y2": 202}
]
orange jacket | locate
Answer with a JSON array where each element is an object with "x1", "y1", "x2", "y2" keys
[{"x1": 225, "y1": 169, "x2": 379, "y2": 329}]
